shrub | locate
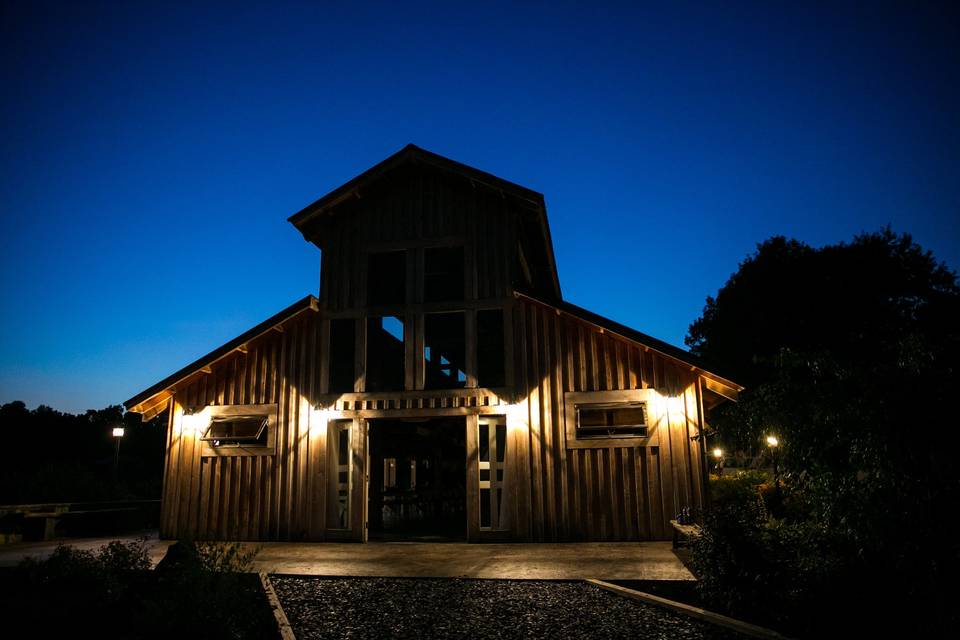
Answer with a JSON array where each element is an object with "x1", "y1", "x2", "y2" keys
[
  {"x1": 2, "y1": 538, "x2": 275, "y2": 639},
  {"x1": 151, "y1": 540, "x2": 269, "y2": 639},
  {"x1": 693, "y1": 474, "x2": 951, "y2": 636}
]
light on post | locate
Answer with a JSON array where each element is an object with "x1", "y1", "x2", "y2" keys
[
  {"x1": 766, "y1": 435, "x2": 780, "y2": 488},
  {"x1": 712, "y1": 447, "x2": 724, "y2": 476},
  {"x1": 112, "y1": 425, "x2": 125, "y2": 483}
]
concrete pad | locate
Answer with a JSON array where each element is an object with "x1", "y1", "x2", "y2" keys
[
  {"x1": 0, "y1": 536, "x2": 693, "y2": 581},
  {"x1": 251, "y1": 541, "x2": 694, "y2": 581},
  {"x1": 0, "y1": 532, "x2": 173, "y2": 568}
]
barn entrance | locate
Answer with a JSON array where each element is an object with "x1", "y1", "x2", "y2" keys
[{"x1": 367, "y1": 417, "x2": 466, "y2": 541}]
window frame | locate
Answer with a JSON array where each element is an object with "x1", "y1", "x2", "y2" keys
[
  {"x1": 196, "y1": 403, "x2": 278, "y2": 457},
  {"x1": 563, "y1": 390, "x2": 659, "y2": 449}
]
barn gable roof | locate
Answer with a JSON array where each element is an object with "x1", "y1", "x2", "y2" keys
[
  {"x1": 288, "y1": 144, "x2": 562, "y2": 300},
  {"x1": 516, "y1": 292, "x2": 742, "y2": 402}
]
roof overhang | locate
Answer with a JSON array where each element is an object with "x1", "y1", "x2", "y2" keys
[{"x1": 124, "y1": 295, "x2": 319, "y2": 420}]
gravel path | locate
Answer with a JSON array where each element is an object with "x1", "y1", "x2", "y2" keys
[{"x1": 272, "y1": 577, "x2": 746, "y2": 639}]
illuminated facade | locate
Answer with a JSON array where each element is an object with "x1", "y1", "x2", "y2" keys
[{"x1": 125, "y1": 145, "x2": 741, "y2": 542}]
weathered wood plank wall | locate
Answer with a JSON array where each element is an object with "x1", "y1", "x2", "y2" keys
[
  {"x1": 319, "y1": 166, "x2": 517, "y2": 314},
  {"x1": 160, "y1": 312, "x2": 321, "y2": 540},
  {"x1": 512, "y1": 296, "x2": 706, "y2": 541}
]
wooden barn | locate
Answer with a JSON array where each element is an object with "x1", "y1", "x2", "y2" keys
[{"x1": 124, "y1": 144, "x2": 741, "y2": 543}]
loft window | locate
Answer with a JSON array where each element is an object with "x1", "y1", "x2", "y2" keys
[
  {"x1": 425, "y1": 312, "x2": 466, "y2": 389},
  {"x1": 366, "y1": 316, "x2": 405, "y2": 391},
  {"x1": 576, "y1": 402, "x2": 648, "y2": 439},
  {"x1": 201, "y1": 415, "x2": 268, "y2": 448},
  {"x1": 367, "y1": 251, "x2": 406, "y2": 306},
  {"x1": 329, "y1": 318, "x2": 355, "y2": 393},
  {"x1": 424, "y1": 246, "x2": 463, "y2": 302},
  {"x1": 477, "y1": 309, "x2": 505, "y2": 387}
]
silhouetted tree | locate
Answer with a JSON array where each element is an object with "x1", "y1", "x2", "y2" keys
[
  {"x1": 686, "y1": 228, "x2": 959, "y2": 634},
  {"x1": 0, "y1": 401, "x2": 166, "y2": 504}
]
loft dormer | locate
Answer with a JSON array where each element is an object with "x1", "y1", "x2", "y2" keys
[{"x1": 288, "y1": 144, "x2": 562, "y2": 310}]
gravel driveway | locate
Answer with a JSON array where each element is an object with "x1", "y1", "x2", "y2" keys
[{"x1": 272, "y1": 577, "x2": 746, "y2": 639}]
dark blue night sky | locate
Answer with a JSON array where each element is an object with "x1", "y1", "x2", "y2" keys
[{"x1": 2, "y1": 1, "x2": 957, "y2": 412}]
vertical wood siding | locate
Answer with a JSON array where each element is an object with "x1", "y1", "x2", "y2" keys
[
  {"x1": 512, "y1": 297, "x2": 707, "y2": 541},
  {"x1": 160, "y1": 312, "x2": 321, "y2": 541},
  {"x1": 321, "y1": 166, "x2": 518, "y2": 313}
]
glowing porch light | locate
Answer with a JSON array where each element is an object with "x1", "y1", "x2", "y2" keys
[
  {"x1": 766, "y1": 435, "x2": 779, "y2": 447},
  {"x1": 112, "y1": 427, "x2": 125, "y2": 438},
  {"x1": 712, "y1": 447, "x2": 723, "y2": 459}
]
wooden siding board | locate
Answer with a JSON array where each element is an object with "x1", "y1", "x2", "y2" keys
[
  {"x1": 540, "y1": 309, "x2": 557, "y2": 540},
  {"x1": 526, "y1": 305, "x2": 544, "y2": 540},
  {"x1": 553, "y1": 311, "x2": 570, "y2": 539}
]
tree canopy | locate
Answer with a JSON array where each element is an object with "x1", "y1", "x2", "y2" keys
[{"x1": 686, "y1": 228, "x2": 959, "y2": 633}]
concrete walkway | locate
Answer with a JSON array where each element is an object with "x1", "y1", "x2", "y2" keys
[
  {"x1": 0, "y1": 534, "x2": 693, "y2": 580},
  {"x1": 254, "y1": 541, "x2": 694, "y2": 580}
]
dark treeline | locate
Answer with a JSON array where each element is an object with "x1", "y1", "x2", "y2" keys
[{"x1": 0, "y1": 402, "x2": 166, "y2": 505}]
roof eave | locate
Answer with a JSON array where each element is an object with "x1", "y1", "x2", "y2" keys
[{"x1": 515, "y1": 292, "x2": 743, "y2": 396}]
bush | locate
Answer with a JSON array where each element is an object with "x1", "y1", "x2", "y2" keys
[
  {"x1": 151, "y1": 539, "x2": 269, "y2": 639},
  {"x1": 1, "y1": 538, "x2": 276, "y2": 639},
  {"x1": 694, "y1": 474, "x2": 953, "y2": 637},
  {"x1": 693, "y1": 491, "x2": 839, "y2": 634}
]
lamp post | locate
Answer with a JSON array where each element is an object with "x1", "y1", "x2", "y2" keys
[
  {"x1": 112, "y1": 426, "x2": 125, "y2": 483},
  {"x1": 712, "y1": 447, "x2": 724, "y2": 477},
  {"x1": 766, "y1": 435, "x2": 779, "y2": 488}
]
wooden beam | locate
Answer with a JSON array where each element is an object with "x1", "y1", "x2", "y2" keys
[{"x1": 702, "y1": 376, "x2": 739, "y2": 403}]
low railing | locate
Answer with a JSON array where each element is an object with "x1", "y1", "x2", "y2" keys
[{"x1": 0, "y1": 499, "x2": 161, "y2": 543}]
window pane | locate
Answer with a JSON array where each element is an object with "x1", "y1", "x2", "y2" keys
[
  {"x1": 366, "y1": 316, "x2": 405, "y2": 391},
  {"x1": 424, "y1": 246, "x2": 463, "y2": 302},
  {"x1": 334, "y1": 421, "x2": 351, "y2": 529},
  {"x1": 477, "y1": 309, "x2": 505, "y2": 387},
  {"x1": 479, "y1": 423, "x2": 489, "y2": 462},
  {"x1": 578, "y1": 410, "x2": 610, "y2": 427},
  {"x1": 424, "y1": 312, "x2": 466, "y2": 389},
  {"x1": 609, "y1": 407, "x2": 646, "y2": 425},
  {"x1": 202, "y1": 416, "x2": 267, "y2": 447},
  {"x1": 480, "y1": 489, "x2": 491, "y2": 528},
  {"x1": 577, "y1": 403, "x2": 648, "y2": 439},
  {"x1": 367, "y1": 251, "x2": 406, "y2": 306},
  {"x1": 495, "y1": 423, "x2": 506, "y2": 463},
  {"x1": 329, "y1": 319, "x2": 355, "y2": 393}
]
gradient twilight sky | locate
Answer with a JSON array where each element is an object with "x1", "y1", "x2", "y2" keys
[{"x1": 1, "y1": 1, "x2": 957, "y2": 413}]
